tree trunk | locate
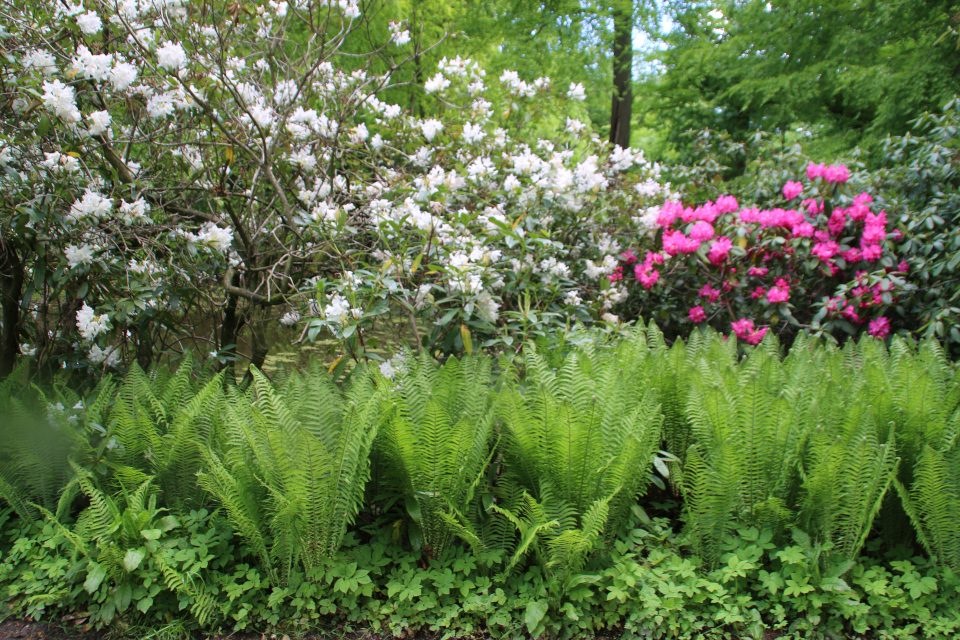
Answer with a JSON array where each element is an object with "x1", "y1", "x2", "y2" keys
[
  {"x1": 241, "y1": 303, "x2": 269, "y2": 389},
  {"x1": 219, "y1": 273, "x2": 245, "y2": 383},
  {"x1": 0, "y1": 238, "x2": 24, "y2": 379},
  {"x1": 609, "y1": 4, "x2": 634, "y2": 149}
]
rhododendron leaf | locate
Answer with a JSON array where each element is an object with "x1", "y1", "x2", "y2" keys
[
  {"x1": 36, "y1": 115, "x2": 51, "y2": 137},
  {"x1": 460, "y1": 325, "x2": 473, "y2": 356},
  {"x1": 327, "y1": 355, "x2": 345, "y2": 374}
]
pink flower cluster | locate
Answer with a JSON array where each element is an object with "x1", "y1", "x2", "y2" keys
[
  {"x1": 869, "y1": 317, "x2": 890, "y2": 339},
  {"x1": 689, "y1": 305, "x2": 707, "y2": 323},
  {"x1": 783, "y1": 181, "x2": 803, "y2": 200},
  {"x1": 823, "y1": 270, "x2": 902, "y2": 332},
  {"x1": 662, "y1": 229, "x2": 702, "y2": 256},
  {"x1": 766, "y1": 278, "x2": 790, "y2": 304},
  {"x1": 731, "y1": 318, "x2": 768, "y2": 345},
  {"x1": 700, "y1": 283, "x2": 720, "y2": 304},
  {"x1": 657, "y1": 199, "x2": 737, "y2": 262},
  {"x1": 633, "y1": 250, "x2": 663, "y2": 289},
  {"x1": 739, "y1": 206, "x2": 812, "y2": 237},
  {"x1": 807, "y1": 162, "x2": 850, "y2": 183}
]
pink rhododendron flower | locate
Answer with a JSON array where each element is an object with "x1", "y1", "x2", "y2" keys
[
  {"x1": 607, "y1": 266, "x2": 623, "y2": 282},
  {"x1": 791, "y1": 222, "x2": 815, "y2": 238},
  {"x1": 656, "y1": 201, "x2": 683, "y2": 228},
  {"x1": 767, "y1": 285, "x2": 790, "y2": 304},
  {"x1": 645, "y1": 251, "x2": 664, "y2": 265},
  {"x1": 824, "y1": 164, "x2": 850, "y2": 183},
  {"x1": 619, "y1": 250, "x2": 637, "y2": 265},
  {"x1": 811, "y1": 241, "x2": 840, "y2": 261},
  {"x1": 715, "y1": 195, "x2": 739, "y2": 214},
  {"x1": 899, "y1": 260, "x2": 909, "y2": 273},
  {"x1": 803, "y1": 198, "x2": 825, "y2": 215},
  {"x1": 699, "y1": 283, "x2": 720, "y2": 304},
  {"x1": 841, "y1": 249, "x2": 862, "y2": 263},
  {"x1": 635, "y1": 266, "x2": 659, "y2": 289},
  {"x1": 861, "y1": 244, "x2": 882, "y2": 262},
  {"x1": 847, "y1": 202, "x2": 870, "y2": 222},
  {"x1": 740, "y1": 207, "x2": 762, "y2": 224},
  {"x1": 751, "y1": 286, "x2": 766, "y2": 299},
  {"x1": 708, "y1": 236, "x2": 733, "y2": 265},
  {"x1": 662, "y1": 229, "x2": 700, "y2": 256},
  {"x1": 748, "y1": 266, "x2": 769, "y2": 277},
  {"x1": 807, "y1": 162, "x2": 827, "y2": 179},
  {"x1": 841, "y1": 305, "x2": 860, "y2": 323},
  {"x1": 689, "y1": 220, "x2": 715, "y2": 242},
  {"x1": 684, "y1": 201, "x2": 720, "y2": 223},
  {"x1": 731, "y1": 318, "x2": 755, "y2": 340},
  {"x1": 688, "y1": 305, "x2": 707, "y2": 323},
  {"x1": 854, "y1": 192, "x2": 873, "y2": 206},
  {"x1": 869, "y1": 317, "x2": 890, "y2": 339},
  {"x1": 782, "y1": 181, "x2": 803, "y2": 200},
  {"x1": 827, "y1": 210, "x2": 847, "y2": 236},
  {"x1": 746, "y1": 328, "x2": 768, "y2": 345}
]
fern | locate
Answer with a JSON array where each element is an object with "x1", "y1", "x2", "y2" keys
[
  {"x1": 498, "y1": 333, "x2": 662, "y2": 572},
  {"x1": 901, "y1": 444, "x2": 960, "y2": 571},
  {"x1": 199, "y1": 367, "x2": 383, "y2": 584},
  {"x1": 376, "y1": 354, "x2": 497, "y2": 556}
]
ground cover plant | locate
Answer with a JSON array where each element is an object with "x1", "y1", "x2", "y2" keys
[{"x1": 2, "y1": 325, "x2": 960, "y2": 639}]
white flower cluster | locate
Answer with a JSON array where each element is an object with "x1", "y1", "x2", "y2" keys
[
  {"x1": 188, "y1": 223, "x2": 234, "y2": 252},
  {"x1": 68, "y1": 190, "x2": 113, "y2": 223},
  {"x1": 65, "y1": 244, "x2": 96, "y2": 268},
  {"x1": 323, "y1": 293, "x2": 362, "y2": 325},
  {"x1": 88, "y1": 344, "x2": 120, "y2": 367},
  {"x1": 76, "y1": 303, "x2": 110, "y2": 342}
]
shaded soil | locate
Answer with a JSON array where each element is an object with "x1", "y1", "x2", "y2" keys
[{"x1": 0, "y1": 620, "x2": 94, "y2": 640}]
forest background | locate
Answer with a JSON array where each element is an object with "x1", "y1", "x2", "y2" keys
[{"x1": 363, "y1": 0, "x2": 960, "y2": 163}]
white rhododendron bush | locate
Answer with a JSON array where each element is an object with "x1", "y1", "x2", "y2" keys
[{"x1": 0, "y1": 0, "x2": 668, "y2": 376}]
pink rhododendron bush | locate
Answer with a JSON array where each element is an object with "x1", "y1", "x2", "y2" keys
[
  {"x1": 0, "y1": 0, "x2": 669, "y2": 376},
  {"x1": 598, "y1": 162, "x2": 912, "y2": 344}
]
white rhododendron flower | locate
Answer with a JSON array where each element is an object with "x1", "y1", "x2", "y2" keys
[
  {"x1": 65, "y1": 244, "x2": 96, "y2": 268},
  {"x1": 22, "y1": 49, "x2": 57, "y2": 75},
  {"x1": 88, "y1": 344, "x2": 120, "y2": 366},
  {"x1": 76, "y1": 11, "x2": 102, "y2": 34},
  {"x1": 41, "y1": 152, "x2": 80, "y2": 173},
  {"x1": 194, "y1": 223, "x2": 233, "y2": 252},
  {"x1": 389, "y1": 21, "x2": 411, "y2": 46},
  {"x1": 70, "y1": 46, "x2": 113, "y2": 81},
  {"x1": 420, "y1": 119, "x2": 443, "y2": 141},
  {"x1": 567, "y1": 82, "x2": 586, "y2": 100},
  {"x1": 156, "y1": 42, "x2": 187, "y2": 70},
  {"x1": 566, "y1": 118, "x2": 587, "y2": 134},
  {"x1": 119, "y1": 198, "x2": 150, "y2": 223},
  {"x1": 462, "y1": 122, "x2": 485, "y2": 144},
  {"x1": 68, "y1": 190, "x2": 113, "y2": 222},
  {"x1": 146, "y1": 94, "x2": 176, "y2": 118},
  {"x1": 86, "y1": 110, "x2": 111, "y2": 136},
  {"x1": 110, "y1": 62, "x2": 138, "y2": 91},
  {"x1": 41, "y1": 80, "x2": 81, "y2": 124},
  {"x1": 76, "y1": 303, "x2": 110, "y2": 342},
  {"x1": 424, "y1": 72, "x2": 450, "y2": 94}
]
